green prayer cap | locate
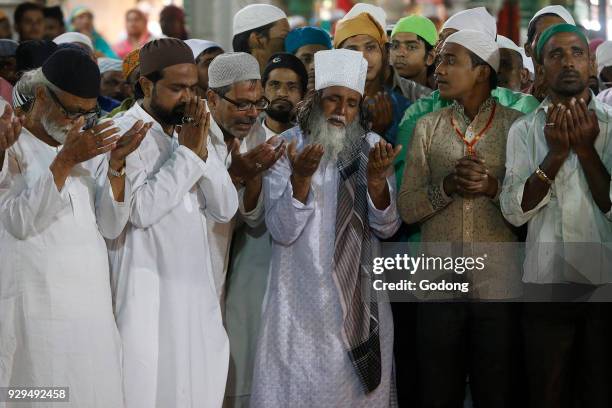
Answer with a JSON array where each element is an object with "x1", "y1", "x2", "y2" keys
[
  {"x1": 536, "y1": 23, "x2": 588, "y2": 63},
  {"x1": 391, "y1": 15, "x2": 438, "y2": 47}
]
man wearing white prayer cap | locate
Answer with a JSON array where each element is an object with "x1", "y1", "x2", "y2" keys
[
  {"x1": 97, "y1": 57, "x2": 128, "y2": 101},
  {"x1": 440, "y1": 7, "x2": 496, "y2": 42},
  {"x1": 523, "y1": 4, "x2": 575, "y2": 99},
  {"x1": 596, "y1": 40, "x2": 612, "y2": 90},
  {"x1": 53, "y1": 31, "x2": 94, "y2": 54},
  {"x1": 185, "y1": 39, "x2": 224, "y2": 97},
  {"x1": 205, "y1": 51, "x2": 286, "y2": 408},
  {"x1": 399, "y1": 28, "x2": 524, "y2": 408},
  {"x1": 496, "y1": 35, "x2": 524, "y2": 91},
  {"x1": 250, "y1": 48, "x2": 401, "y2": 406},
  {"x1": 232, "y1": 4, "x2": 289, "y2": 73},
  {"x1": 206, "y1": 51, "x2": 282, "y2": 292}
]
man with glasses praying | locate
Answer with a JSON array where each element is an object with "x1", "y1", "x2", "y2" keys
[
  {"x1": 0, "y1": 47, "x2": 149, "y2": 406},
  {"x1": 108, "y1": 38, "x2": 238, "y2": 408},
  {"x1": 204, "y1": 52, "x2": 285, "y2": 306}
]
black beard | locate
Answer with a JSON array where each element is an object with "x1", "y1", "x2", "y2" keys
[
  {"x1": 266, "y1": 106, "x2": 293, "y2": 123},
  {"x1": 150, "y1": 98, "x2": 185, "y2": 126},
  {"x1": 150, "y1": 87, "x2": 186, "y2": 126}
]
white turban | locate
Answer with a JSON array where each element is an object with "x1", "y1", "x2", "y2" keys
[
  {"x1": 529, "y1": 5, "x2": 575, "y2": 29},
  {"x1": 519, "y1": 48, "x2": 534, "y2": 74},
  {"x1": 314, "y1": 49, "x2": 367, "y2": 95},
  {"x1": 53, "y1": 32, "x2": 93, "y2": 50},
  {"x1": 184, "y1": 39, "x2": 223, "y2": 60},
  {"x1": 344, "y1": 3, "x2": 387, "y2": 33},
  {"x1": 208, "y1": 52, "x2": 260, "y2": 88},
  {"x1": 444, "y1": 29, "x2": 500, "y2": 73},
  {"x1": 97, "y1": 57, "x2": 122, "y2": 74},
  {"x1": 596, "y1": 41, "x2": 612, "y2": 76},
  {"x1": 233, "y1": 4, "x2": 287, "y2": 36},
  {"x1": 442, "y1": 7, "x2": 496, "y2": 40}
]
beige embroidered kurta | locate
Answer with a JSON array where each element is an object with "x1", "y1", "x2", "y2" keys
[{"x1": 398, "y1": 98, "x2": 524, "y2": 299}]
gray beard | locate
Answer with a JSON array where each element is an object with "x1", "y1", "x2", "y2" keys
[
  {"x1": 306, "y1": 107, "x2": 364, "y2": 162},
  {"x1": 42, "y1": 112, "x2": 71, "y2": 144}
]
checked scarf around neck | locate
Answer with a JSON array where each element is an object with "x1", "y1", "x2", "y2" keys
[{"x1": 332, "y1": 133, "x2": 381, "y2": 394}]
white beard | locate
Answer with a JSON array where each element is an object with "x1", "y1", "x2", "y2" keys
[
  {"x1": 42, "y1": 112, "x2": 71, "y2": 144},
  {"x1": 308, "y1": 108, "x2": 364, "y2": 162}
]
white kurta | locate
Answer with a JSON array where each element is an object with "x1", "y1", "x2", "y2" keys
[
  {"x1": 109, "y1": 103, "x2": 239, "y2": 408},
  {"x1": 0, "y1": 128, "x2": 127, "y2": 408},
  {"x1": 251, "y1": 126, "x2": 400, "y2": 407}
]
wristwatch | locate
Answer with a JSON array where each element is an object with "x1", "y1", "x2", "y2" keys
[{"x1": 108, "y1": 162, "x2": 126, "y2": 177}]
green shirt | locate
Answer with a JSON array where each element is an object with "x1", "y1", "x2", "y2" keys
[{"x1": 392, "y1": 87, "x2": 540, "y2": 245}]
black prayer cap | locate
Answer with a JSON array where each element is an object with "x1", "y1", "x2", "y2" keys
[
  {"x1": 16, "y1": 40, "x2": 57, "y2": 73},
  {"x1": 262, "y1": 52, "x2": 308, "y2": 94},
  {"x1": 42, "y1": 48, "x2": 100, "y2": 98}
]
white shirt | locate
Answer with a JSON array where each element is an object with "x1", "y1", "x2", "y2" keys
[
  {"x1": 0, "y1": 127, "x2": 127, "y2": 407},
  {"x1": 500, "y1": 96, "x2": 612, "y2": 284},
  {"x1": 108, "y1": 103, "x2": 238, "y2": 408}
]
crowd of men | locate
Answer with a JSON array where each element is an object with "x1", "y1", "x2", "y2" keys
[{"x1": 0, "y1": 2, "x2": 611, "y2": 408}]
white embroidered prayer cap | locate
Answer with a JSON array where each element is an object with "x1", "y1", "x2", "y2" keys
[
  {"x1": 314, "y1": 49, "x2": 368, "y2": 95},
  {"x1": 444, "y1": 29, "x2": 500, "y2": 73},
  {"x1": 442, "y1": 7, "x2": 496, "y2": 40},
  {"x1": 529, "y1": 5, "x2": 575, "y2": 28},
  {"x1": 208, "y1": 52, "x2": 261, "y2": 88},
  {"x1": 233, "y1": 4, "x2": 287, "y2": 36},
  {"x1": 344, "y1": 3, "x2": 387, "y2": 32}
]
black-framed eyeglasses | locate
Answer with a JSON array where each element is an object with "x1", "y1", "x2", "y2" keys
[
  {"x1": 46, "y1": 86, "x2": 100, "y2": 121},
  {"x1": 214, "y1": 90, "x2": 270, "y2": 112}
]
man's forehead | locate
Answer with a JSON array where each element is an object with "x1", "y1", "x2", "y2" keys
[
  {"x1": 545, "y1": 32, "x2": 588, "y2": 51},
  {"x1": 160, "y1": 63, "x2": 198, "y2": 84},
  {"x1": 392, "y1": 32, "x2": 419, "y2": 42},
  {"x1": 439, "y1": 42, "x2": 465, "y2": 57},
  {"x1": 270, "y1": 19, "x2": 290, "y2": 34},
  {"x1": 230, "y1": 80, "x2": 263, "y2": 97},
  {"x1": 322, "y1": 86, "x2": 361, "y2": 99},
  {"x1": 268, "y1": 67, "x2": 299, "y2": 82},
  {"x1": 343, "y1": 34, "x2": 378, "y2": 48},
  {"x1": 296, "y1": 43, "x2": 328, "y2": 56}
]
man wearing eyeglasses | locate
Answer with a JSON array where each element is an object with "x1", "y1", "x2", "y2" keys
[
  {"x1": 202, "y1": 52, "x2": 285, "y2": 309},
  {"x1": 107, "y1": 38, "x2": 238, "y2": 408},
  {"x1": 0, "y1": 48, "x2": 148, "y2": 406},
  {"x1": 222, "y1": 52, "x2": 306, "y2": 408}
]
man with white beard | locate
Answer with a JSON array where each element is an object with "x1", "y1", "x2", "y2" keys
[
  {"x1": 0, "y1": 48, "x2": 149, "y2": 406},
  {"x1": 250, "y1": 49, "x2": 401, "y2": 407}
]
